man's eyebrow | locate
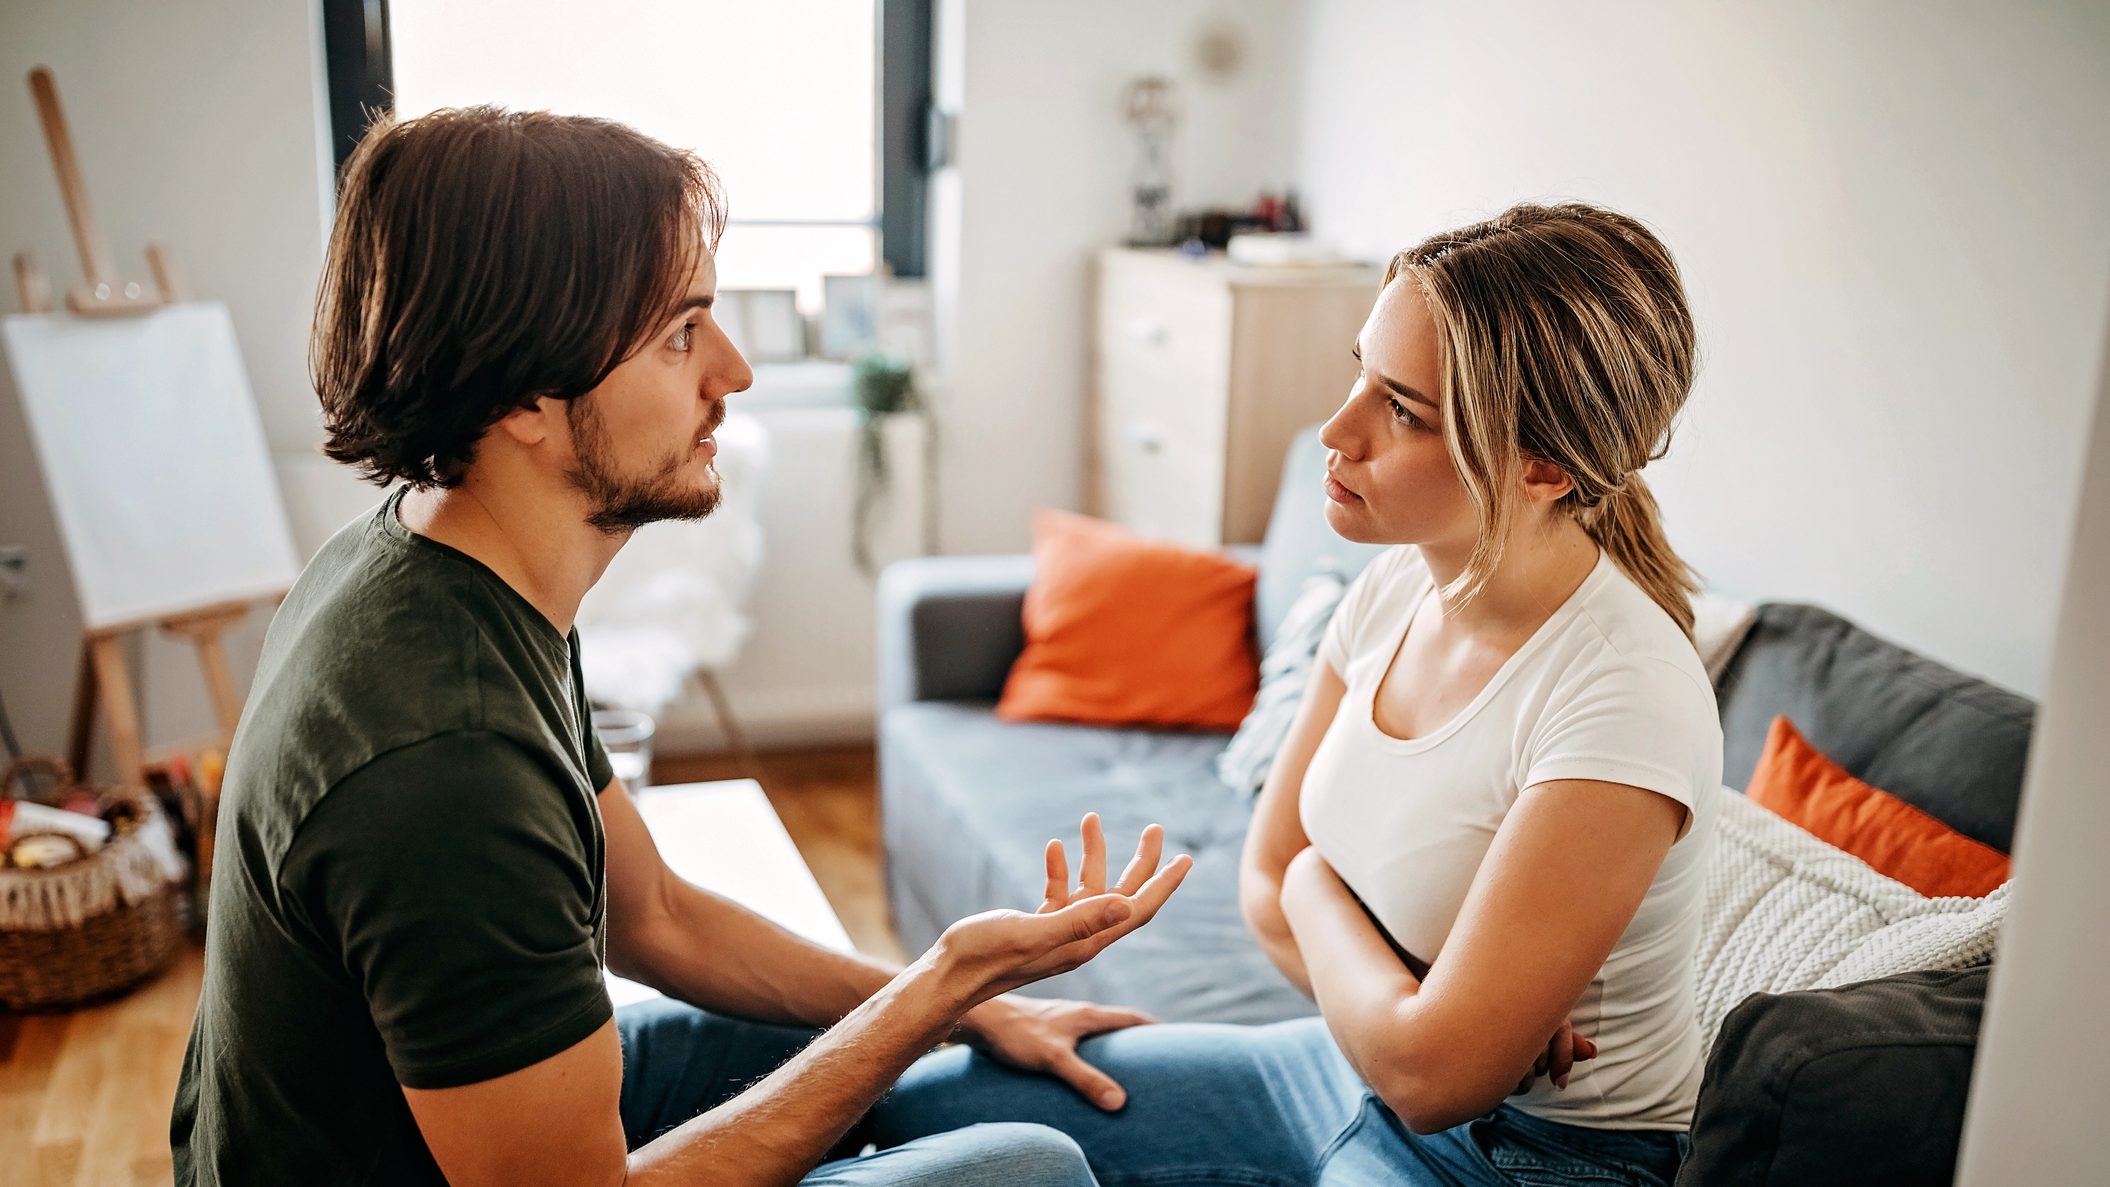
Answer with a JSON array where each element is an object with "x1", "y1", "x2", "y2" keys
[
  {"x1": 671, "y1": 292, "x2": 715, "y2": 316},
  {"x1": 1352, "y1": 339, "x2": 1437, "y2": 408}
]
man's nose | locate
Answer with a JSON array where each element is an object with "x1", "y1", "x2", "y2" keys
[{"x1": 714, "y1": 344, "x2": 754, "y2": 399}]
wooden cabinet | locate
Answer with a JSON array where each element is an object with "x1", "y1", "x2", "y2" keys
[{"x1": 1087, "y1": 248, "x2": 1384, "y2": 546}]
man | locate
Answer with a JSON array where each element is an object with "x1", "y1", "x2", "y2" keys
[{"x1": 171, "y1": 106, "x2": 1189, "y2": 1186}]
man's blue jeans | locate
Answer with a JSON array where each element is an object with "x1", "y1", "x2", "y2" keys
[
  {"x1": 869, "y1": 1015, "x2": 1688, "y2": 1187},
  {"x1": 616, "y1": 999, "x2": 1096, "y2": 1186}
]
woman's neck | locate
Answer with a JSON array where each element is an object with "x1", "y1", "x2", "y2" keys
[{"x1": 1415, "y1": 516, "x2": 1601, "y2": 643}]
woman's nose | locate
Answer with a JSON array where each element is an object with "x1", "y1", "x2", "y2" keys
[{"x1": 1318, "y1": 398, "x2": 1360, "y2": 461}]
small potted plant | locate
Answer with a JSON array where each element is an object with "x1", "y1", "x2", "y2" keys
[{"x1": 851, "y1": 353, "x2": 919, "y2": 576}]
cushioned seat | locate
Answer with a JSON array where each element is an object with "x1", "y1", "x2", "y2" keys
[{"x1": 881, "y1": 700, "x2": 1315, "y2": 1024}]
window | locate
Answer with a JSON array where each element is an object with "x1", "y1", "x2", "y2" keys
[
  {"x1": 386, "y1": 0, "x2": 877, "y2": 321},
  {"x1": 322, "y1": 0, "x2": 934, "y2": 378}
]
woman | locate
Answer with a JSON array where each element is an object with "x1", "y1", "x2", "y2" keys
[{"x1": 869, "y1": 202, "x2": 1722, "y2": 1186}]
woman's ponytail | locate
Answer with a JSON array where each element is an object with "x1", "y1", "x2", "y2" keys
[{"x1": 1575, "y1": 475, "x2": 1699, "y2": 642}]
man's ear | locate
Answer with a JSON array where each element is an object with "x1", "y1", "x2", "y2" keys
[
  {"x1": 495, "y1": 395, "x2": 567, "y2": 447},
  {"x1": 1518, "y1": 455, "x2": 1576, "y2": 505}
]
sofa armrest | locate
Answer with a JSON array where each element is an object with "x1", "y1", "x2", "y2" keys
[{"x1": 877, "y1": 553, "x2": 1035, "y2": 712}]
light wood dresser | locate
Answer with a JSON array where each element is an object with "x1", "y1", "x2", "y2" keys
[{"x1": 1087, "y1": 248, "x2": 1384, "y2": 547}]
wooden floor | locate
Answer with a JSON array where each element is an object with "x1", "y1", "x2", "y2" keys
[{"x1": 0, "y1": 745, "x2": 898, "y2": 1186}]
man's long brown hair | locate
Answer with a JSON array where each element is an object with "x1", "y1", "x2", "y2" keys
[{"x1": 313, "y1": 106, "x2": 725, "y2": 488}]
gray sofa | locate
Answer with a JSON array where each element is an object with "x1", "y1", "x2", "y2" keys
[{"x1": 877, "y1": 429, "x2": 2032, "y2": 1181}]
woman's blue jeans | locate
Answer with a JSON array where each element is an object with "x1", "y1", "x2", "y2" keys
[{"x1": 868, "y1": 1015, "x2": 1689, "y2": 1187}]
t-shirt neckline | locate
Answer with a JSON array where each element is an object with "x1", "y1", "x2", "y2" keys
[
  {"x1": 373, "y1": 486, "x2": 575, "y2": 656},
  {"x1": 1362, "y1": 547, "x2": 1610, "y2": 753}
]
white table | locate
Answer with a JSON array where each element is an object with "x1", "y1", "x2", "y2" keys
[{"x1": 605, "y1": 778, "x2": 854, "y2": 1008}]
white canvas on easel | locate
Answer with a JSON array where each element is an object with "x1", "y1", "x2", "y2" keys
[{"x1": 1, "y1": 302, "x2": 299, "y2": 631}]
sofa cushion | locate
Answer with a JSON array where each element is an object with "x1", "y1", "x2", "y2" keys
[
  {"x1": 1256, "y1": 429, "x2": 1384, "y2": 652},
  {"x1": 1696, "y1": 785, "x2": 2005, "y2": 1044},
  {"x1": 880, "y1": 700, "x2": 1317, "y2": 1025},
  {"x1": 998, "y1": 510, "x2": 1259, "y2": 731},
  {"x1": 1677, "y1": 966, "x2": 1988, "y2": 1187},
  {"x1": 1714, "y1": 603, "x2": 2034, "y2": 851},
  {"x1": 1748, "y1": 716, "x2": 2010, "y2": 898}
]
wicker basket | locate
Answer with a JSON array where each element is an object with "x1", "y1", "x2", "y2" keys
[{"x1": 0, "y1": 757, "x2": 187, "y2": 1010}]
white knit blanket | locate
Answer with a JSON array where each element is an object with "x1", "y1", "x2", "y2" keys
[{"x1": 1694, "y1": 785, "x2": 2006, "y2": 1043}]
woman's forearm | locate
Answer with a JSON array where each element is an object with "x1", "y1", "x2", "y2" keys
[
  {"x1": 1238, "y1": 866, "x2": 1314, "y2": 998},
  {"x1": 1280, "y1": 851, "x2": 1493, "y2": 1133}
]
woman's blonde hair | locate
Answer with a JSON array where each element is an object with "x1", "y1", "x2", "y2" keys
[{"x1": 1390, "y1": 202, "x2": 1701, "y2": 640}]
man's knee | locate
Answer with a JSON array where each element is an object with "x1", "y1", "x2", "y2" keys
[
  {"x1": 943, "y1": 1123, "x2": 1095, "y2": 1187},
  {"x1": 812, "y1": 1122, "x2": 1095, "y2": 1187}
]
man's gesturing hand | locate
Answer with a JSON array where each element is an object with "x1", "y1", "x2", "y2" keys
[{"x1": 933, "y1": 814, "x2": 1192, "y2": 1005}]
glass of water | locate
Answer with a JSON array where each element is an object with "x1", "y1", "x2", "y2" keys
[{"x1": 591, "y1": 708, "x2": 656, "y2": 792}]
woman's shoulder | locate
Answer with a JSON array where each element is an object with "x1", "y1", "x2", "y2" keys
[
  {"x1": 1338, "y1": 545, "x2": 1431, "y2": 622},
  {"x1": 1566, "y1": 557, "x2": 1713, "y2": 693},
  {"x1": 1322, "y1": 546, "x2": 1431, "y2": 669},
  {"x1": 1353, "y1": 545, "x2": 1433, "y2": 603}
]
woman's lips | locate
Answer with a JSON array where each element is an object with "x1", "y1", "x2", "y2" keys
[{"x1": 1324, "y1": 474, "x2": 1363, "y2": 505}]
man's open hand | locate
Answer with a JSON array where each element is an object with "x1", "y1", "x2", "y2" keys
[{"x1": 932, "y1": 814, "x2": 1191, "y2": 1011}]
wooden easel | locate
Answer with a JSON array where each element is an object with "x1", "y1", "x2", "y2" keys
[{"x1": 12, "y1": 66, "x2": 281, "y2": 806}]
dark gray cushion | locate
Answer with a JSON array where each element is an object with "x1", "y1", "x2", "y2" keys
[
  {"x1": 880, "y1": 700, "x2": 1317, "y2": 1025},
  {"x1": 1256, "y1": 428, "x2": 1385, "y2": 652},
  {"x1": 1714, "y1": 604, "x2": 2034, "y2": 851},
  {"x1": 1678, "y1": 966, "x2": 1989, "y2": 1187},
  {"x1": 875, "y1": 554, "x2": 1034, "y2": 711}
]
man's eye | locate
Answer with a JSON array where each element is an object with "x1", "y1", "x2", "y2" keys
[{"x1": 671, "y1": 322, "x2": 695, "y2": 351}]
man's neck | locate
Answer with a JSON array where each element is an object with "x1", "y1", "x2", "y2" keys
[{"x1": 396, "y1": 471, "x2": 626, "y2": 637}]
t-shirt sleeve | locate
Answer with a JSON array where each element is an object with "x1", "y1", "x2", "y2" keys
[
  {"x1": 584, "y1": 720, "x2": 615, "y2": 790},
  {"x1": 1520, "y1": 655, "x2": 1721, "y2": 841},
  {"x1": 570, "y1": 631, "x2": 616, "y2": 790},
  {"x1": 281, "y1": 731, "x2": 612, "y2": 1090},
  {"x1": 1319, "y1": 547, "x2": 1408, "y2": 673}
]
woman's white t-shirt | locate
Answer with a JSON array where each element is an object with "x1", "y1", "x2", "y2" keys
[{"x1": 1300, "y1": 545, "x2": 1722, "y2": 1131}]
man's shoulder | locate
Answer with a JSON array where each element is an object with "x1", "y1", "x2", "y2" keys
[{"x1": 225, "y1": 519, "x2": 575, "y2": 874}]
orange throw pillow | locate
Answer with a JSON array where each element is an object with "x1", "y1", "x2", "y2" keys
[
  {"x1": 997, "y1": 510, "x2": 1259, "y2": 731},
  {"x1": 1747, "y1": 716, "x2": 2010, "y2": 898}
]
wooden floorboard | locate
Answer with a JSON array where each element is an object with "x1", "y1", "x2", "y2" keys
[{"x1": 0, "y1": 744, "x2": 897, "y2": 1186}]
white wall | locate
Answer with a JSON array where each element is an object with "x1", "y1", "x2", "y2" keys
[
  {"x1": 1290, "y1": 0, "x2": 2110, "y2": 696},
  {"x1": 928, "y1": 0, "x2": 1303, "y2": 554},
  {"x1": 0, "y1": 0, "x2": 340, "y2": 768},
  {"x1": 652, "y1": 405, "x2": 931, "y2": 753},
  {"x1": 1956, "y1": 285, "x2": 2110, "y2": 1185}
]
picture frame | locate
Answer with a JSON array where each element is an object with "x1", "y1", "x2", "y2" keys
[{"x1": 718, "y1": 288, "x2": 805, "y2": 363}]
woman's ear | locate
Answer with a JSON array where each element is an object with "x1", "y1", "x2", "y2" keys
[{"x1": 1518, "y1": 456, "x2": 1576, "y2": 505}]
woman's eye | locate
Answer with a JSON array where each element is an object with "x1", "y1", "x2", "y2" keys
[
  {"x1": 1388, "y1": 397, "x2": 1423, "y2": 429},
  {"x1": 671, "y1": 322, "x2": 695, "y2": 351}
]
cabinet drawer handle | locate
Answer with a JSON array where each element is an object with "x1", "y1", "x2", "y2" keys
[
  {"x1": 1126, "y1": 319, "x2": 1169, "y2": 346},
  {"x1": 1123, "y1": 423, "x2": 1167, "y2": 454}
]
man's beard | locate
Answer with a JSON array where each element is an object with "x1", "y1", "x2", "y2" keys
[{"x1": 563, "y1": 397, "x2": 722, "y2": 536}]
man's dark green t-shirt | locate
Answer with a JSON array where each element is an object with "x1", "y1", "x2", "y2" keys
[{"x1": 172, "y1": 488, "x2": 615, "y2": 1185}]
